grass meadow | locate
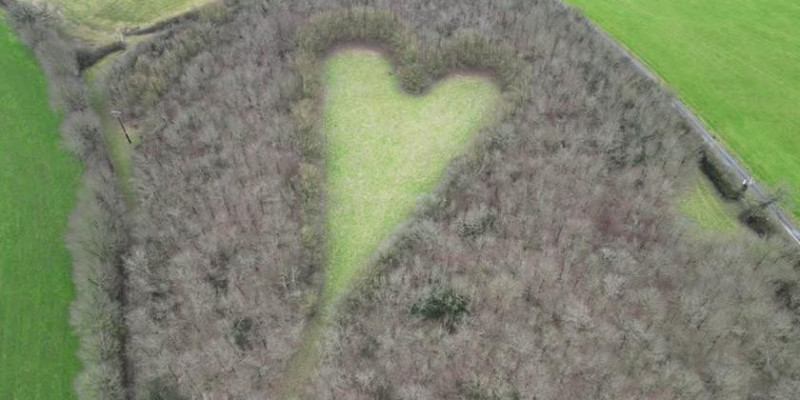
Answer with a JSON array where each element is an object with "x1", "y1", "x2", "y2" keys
[
  {"x1": 323, "y1": 49, "x2": 498, "y2": 300},
  {"x1": 26, "y1": 0, "x2": 210, "y2": 32},
  {"x1": 0, "y1": 15, "x2": 81, "y2": 400},
  {"x1": 568, "y1": 0, "x2": 800, "y2": 219},
  {"x1": 681, "y1": 178, "x2": 741, "y2": 233}
]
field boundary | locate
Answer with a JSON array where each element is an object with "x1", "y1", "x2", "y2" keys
[
  {"x1": 5, "y1": 2, "x2": 132, "y2": 398},
  {"x1": 558, "y1": 0, "x2": 800, "y2": 247}
]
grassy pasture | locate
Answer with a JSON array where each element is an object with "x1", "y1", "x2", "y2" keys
[
  {"x1": 323, "y1": 49, "x2": 499, "y2": 300},
  {"x1": 26, "y1": 0, "x2": 210, "y2": 33},
  {"x1": 567, "y1": 0, "x2": 800, "y2": 219},
  {"x1": 0, "y1": 15, "x2": 81, "y2": 400}
]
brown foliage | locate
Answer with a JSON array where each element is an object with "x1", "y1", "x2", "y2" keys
[{"x1": 100, "y1": 0, "x2": 800, "y2": 399}]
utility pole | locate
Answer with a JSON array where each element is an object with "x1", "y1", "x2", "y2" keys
[{"x1": 111, "y1": 110, "x2": 132, "y2": 144}]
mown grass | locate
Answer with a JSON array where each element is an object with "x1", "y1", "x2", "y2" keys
[
  {"x1": 86, "y1": 67, "x2": 136, "y2": 203},
  {"x1": 323, "y1": 49, "x2": 499, "y2": 300},
  {"x1": 26, "y1": 0, "x2": 210, "y2": 32},
  {"x1": 567, "y1": 0, "x2": 800, "y2": 219},
  {"x1": 0, "y1": 15, "x2": 81, "y2": 400},
  {"x1": 680, "y1": 177, "x2": 740, "y2": 233}
]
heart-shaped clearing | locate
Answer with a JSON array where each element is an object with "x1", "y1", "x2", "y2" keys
[{"x1": 323, "y1": 49, "x2": 499, "y2": 301}]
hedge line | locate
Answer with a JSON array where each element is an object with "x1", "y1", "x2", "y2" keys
[{"x1": 700, "y1": 144, "x2": 744, "y2": 200}]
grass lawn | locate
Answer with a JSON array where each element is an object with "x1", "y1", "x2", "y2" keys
[
  {"x1": 567, "y1": 0, "x2": 800, "y2": 218},
  {"x1": 0, "y1": 15, "x2": 82, "y2": 400},
  {"x1": 680, "y1": 178, "x2": 741, "y2": 233},
  {"x1": 323, "y1": 49, "x2": 498, "y2": 301}
]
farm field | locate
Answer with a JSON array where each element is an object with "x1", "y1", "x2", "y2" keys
[
  {"x1": 0, "y1": 14, "x2": 81, "y2": 400},
  {"x1": 323, "y1": 49, "x2": 498, "y2": 301},
  {"x1": 567, "y1": 0, "x2": 800, "y2": 218}
]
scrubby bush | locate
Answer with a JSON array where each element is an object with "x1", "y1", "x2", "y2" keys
[
  {"x1": 411, "y1": 287, "x2": 470, "y2": 330},
  {"x1": 740, "y1": 203, "x2": 778, "y2": 236},
  {"x1": 61, "y1": 111, "x2": 103, "y2": 160},
  {"x1": 701, "y1": 145, "x2": 745, "y2": 200},
  {"x1": 231, "y1": 317, "x2": 254, "y2": 350},
  {"x1": 457, "y1": 204, "x2": 495, "y2": 238}
]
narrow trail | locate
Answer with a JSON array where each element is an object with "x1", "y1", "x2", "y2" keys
[
  {"x1": 276, "y1": 300, "x2": 336, "y2": 400},
  {"x1": 557, "y1": 0, "x2": 800, "y2": 247}
]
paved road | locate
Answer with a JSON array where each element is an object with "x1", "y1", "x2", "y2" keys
[{"x1": 557, "y1": 1, "x2": 800, "y2": 247}]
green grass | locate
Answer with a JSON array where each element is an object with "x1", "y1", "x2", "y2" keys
[
  {"x1": 680, "y1": 178, "x2": 740, "y2": 233},
  {"x1": 86, "y1": 68, "x2": 136, "y2": 203},
  {"x1": 27, "y1": 0, "x2": 210, "y2": 32},
  {"x1": 0, "y1": 15, "x2": 82, "y2": 400},
  {"x1": 567, "y1": 0, "x2": 800, "y2": 219},
  {"x1": 323, "y1": 49, "x2": 499, "y2": 301}
]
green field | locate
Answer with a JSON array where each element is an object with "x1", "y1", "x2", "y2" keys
[
  {"x1": 681, "y1": 179, "x2": 740, "y2": 233},
  {"x1": 567, "y1": 0, "x2": 800, "y2": 218},
  {"x1": 28, "y1": 0, "x2": 210, "y2": 32},
  {"x1": 0, "y1": 15, "x2": 82, "y2": 400},
  {"x1": 323, "y1": 49, "x2": 498, "y2": 300}
]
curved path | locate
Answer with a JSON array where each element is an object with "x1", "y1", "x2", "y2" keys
[{"x1": 557, "y1": 0, "x2": 800, "y2": 247}]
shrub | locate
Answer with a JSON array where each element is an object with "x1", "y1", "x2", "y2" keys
[
  {"x1": 231, "y1": 317, "x2": 254, "y2": 350},
  {"x1": 57, "y1": 78, "x2": 91, "y2": 113},
  {"x1": 457, "y1": 204, "x2": 495, "y2": 238},
  {"x1": 372, "y1": 384, "x2": 398, "y2": 400},
  {"x1": 701, "y1": 146, "x2": 744, "y2": 200},
  {"x1": 739, "y1": 205, "x2": 777, "y2": 236},
  {"x1": 775, "y1": 280, "x2": 800, "y2": 314},
  {"x1": 61, "y1": 111, "x2": 102, "y2": 160},
  {"x1": 411, "y1": 287, "x2": 470, "y2": 329}
]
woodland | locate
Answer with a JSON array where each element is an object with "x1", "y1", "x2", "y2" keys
[{"x1": 3, "y1": 0, "x2": 799, "y2": 399}]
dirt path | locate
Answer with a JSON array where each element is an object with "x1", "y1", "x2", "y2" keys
[{"x1": 275, "y1": 304, "x2": 335, "y2": 399}]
